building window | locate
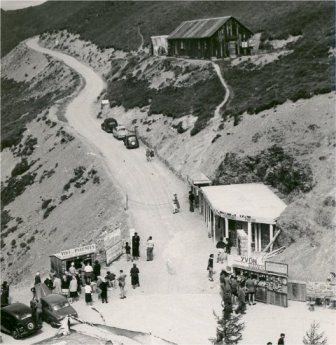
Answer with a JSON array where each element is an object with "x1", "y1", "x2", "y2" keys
[
  {"x1": 204, "y1": 41, "x2": 208, "y2": 49},
  {"x1": 198, "y1": 41, "x2": 201, "y2": 49},
  {"x1": 180, "y1": 41, "x2": 185, "y2": 49}
]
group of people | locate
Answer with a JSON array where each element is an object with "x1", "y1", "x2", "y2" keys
[
  {"x1": 126, "y1": 232, "x2": 155, "y2": 262},
  {"x1": 215, "y1": 237, "x2": 233, "y2": 264},
  {"x1": 267, "y1": 333, "x2": 286, "y2": 345}
]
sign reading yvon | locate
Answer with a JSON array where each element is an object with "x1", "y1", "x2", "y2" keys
[
  {"x1": 55, "y1": 244, "x2": 96, "y2": 260},
  {"x1": 104, "y1": 227, "x2": 123, "y2": 265}
]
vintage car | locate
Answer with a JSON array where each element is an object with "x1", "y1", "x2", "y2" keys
[
  {"x1": 124, "y1": 134, "x2": 139, "y2": 149},
  {"x1": 1, "y1": 303, "x2": 42, "y2": 339},
  {"x1": 112, "y1": 125, "x2": 128, "y2": 140},
  {"x1": 101, "y1": 118, "x2": 118, "y2": 133},
  {"x1": 41, "y1": 294, "x2": 77, "y2": 327}
]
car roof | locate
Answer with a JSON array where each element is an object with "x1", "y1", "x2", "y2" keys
[
  {"x1": 116, "y1": 125, "x2": 126, "y2": 130},
  {"x1": 2, "y1": 303, "x2": 32, "y2": 315},
  {"x1": 105, "y1": 118, "x2": 117, "y2": 123},
  {"x1": 41, "y1": 294, "x2": 67, "y2": 304}
]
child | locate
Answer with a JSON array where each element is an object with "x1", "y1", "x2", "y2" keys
[
  {"x1": 125, "y1": 242, "x2": 131, "y2": 261},
  {"x1": 207, "y1": 254, "x2": 214, "y2": 281}
]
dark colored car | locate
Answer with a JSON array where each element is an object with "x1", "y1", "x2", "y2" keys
[
  {"x1": 101, "y1": 118, "x2": 118, "y2": 133},
  {"x1": 124, "y1": 134, "x2": 139, "y2": 149},
  {"x1": 41, "y1": 294, "x2": 77, "y2": 327},
  {"x1": 1, "y1": 303, "x2": 42, "y2": 339}
]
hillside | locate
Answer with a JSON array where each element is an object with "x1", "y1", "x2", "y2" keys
[
  {"x1": 1, "y1": 1, "x2": 335, "y2": 284},
  {"x1": 37, "y1": 28, "x2": 335, "y2": 281},
  {"x1": 1, "y1": 42, "x2": 127, "y2": 284}
]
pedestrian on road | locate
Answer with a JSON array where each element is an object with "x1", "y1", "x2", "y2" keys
[
  {"x1": 34, "y1": 272, "x2": 41, "y2": 285},
  {"x1": 117, "y1": 270, "x2": 127, "y2": 299},
  {"x1": 146, "y1": 236, "x2": 154, "y2": 261},
  {"x1": 44, "y1": 275, "x2": 54, "y2": 291},
  {"x1": 207, "y1": 254, "x2": 214, "y2": 281},
  {"x1": 93, "y1": 260, "x2": 101, "y2": 281},
  {"x1": 1, "y1": 281, "x2": 9, "y2": 306},
  {"x1": 245, "y1": 275, "x2": 256, "y2": 305},
  {"x1": 235, "y1": 282, "x2": 246, "y2": 314},
  {"x1": 125, "y1": 242, "x2": 131, "y2": 261},
  {"x1": 216, "y1": 237, "x2": 226, "y2": 263},
  {"x1": 99, "y1": 279, "x2": 108, "y2": 303},
  {"x1": 61, "y1": 273, "x2": 70, "y2": 298},
  {"x1": 84, "y1": 282, "x2": 93, "y2": 305},
  {"x1": 230, "y1": 275, "x2": 238, "y2": 305},
  {"x1": 172, "y1": 193, "x2": 180, "y2": 214},
  {"x1": 69, "y1": 276, "x2": 78, "y2": 303},
  {"x1": 69, "y1": 262, "x2": 77, "y2": 275},
  {"x1": 30, "y1": 296, "x2": 42, "y2": 327},
  {"x1": 132, "y1": 232, "x2": 141, "y2": 260},
  {"x1": 278, "y1": 333, "x2": 285, "y2": 345},
  {"x1": 130, "y1": 264, "x2": 140, "y2": 289},
  {"x1": 105, "y1": 271, "x2": 116, "y2": 288},
  {"x1": 84, "y1": 262, "x2": 94, "y2": 283},
  {"x1": 188, "y1": 191, "x2": 195, "y2": 212}
]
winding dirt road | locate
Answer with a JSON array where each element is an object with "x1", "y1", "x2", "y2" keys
[{"x1": 25, "y1": 37, "x2": 220, "y2": 344}]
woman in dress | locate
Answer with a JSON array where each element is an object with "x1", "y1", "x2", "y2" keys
[{"x1": 130, "y1": 264, "x2": 140, "y2": 289}]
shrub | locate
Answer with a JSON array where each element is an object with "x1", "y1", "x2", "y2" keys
[
  {"x1": 20, "y1": 242, "x2": 27, "y2": 248},
  {"x1": 11, "y1": 159, "x2": 30, "y2": 177},
  {"x1": 27, "y1": 236, "x2": 35, "y2": 243},
  {"x1": 211, "y1": 134, "x2": 221, "y2": 143},
  {"x1": 11, "y1": 239, "x2": 16, "y2": 247},
  {"x1": 43, "y1": 205, "x2": 56, "y2": 219},
  {"x1": 41, "y1": 199, "x2": 52, "y2": 210}
]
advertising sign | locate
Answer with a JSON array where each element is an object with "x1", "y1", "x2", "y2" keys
[
  {"x1": 55, "y1": 244, "x2": 96, "y2": 260},
  {"x1": 265, "y1": 261, "x2": 288, "y2": 276},
  {"x1": 104, "y1": 227, "x2": 123, "y2": 265}
]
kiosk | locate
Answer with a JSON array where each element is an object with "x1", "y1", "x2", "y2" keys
[
  {"x1": 228, "y1": 254, "x2": 288, "y2": 307},
  {"x1": 187, "y1": 173, "x2": 212, "y2": 210},
  {"x1": 50, "y1": 244, "x2": 96, "y2": 276}
]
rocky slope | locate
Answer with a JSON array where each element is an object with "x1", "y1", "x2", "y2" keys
[
  {"x1": 1, "y1": 41, "x2": 127, "y2": 285},
  {"x1": 38, "y1": 31, "x2": 335, "y2": 281}
]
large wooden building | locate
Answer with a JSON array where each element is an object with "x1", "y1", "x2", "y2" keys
[{"x1": 168, "y1": 16, "x2": 253, "y2": 59}]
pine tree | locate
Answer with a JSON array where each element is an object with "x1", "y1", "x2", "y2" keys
[
  {"x1": 303, "y1": 322, "x2": 328, "y2": 345},
  {"x1": 213, "y1": 309, "x2": 245, "y2": 345}
]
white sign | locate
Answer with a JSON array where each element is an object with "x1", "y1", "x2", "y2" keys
[
  {"x1": 265, "y1": 261, "x2": 288, "y2": 276},
  {"x1": 217, "y1": 210, "x2": 256, "y2": 223},
  {"x1": 228, "y1": 254, "x2": 266, "y2": 272},
  {"x1": 54, "y1": 244, "x2": 96, "y2": 260},
  {"x1": 104, "y1": 228, "x2": 122, "y2": 265}
]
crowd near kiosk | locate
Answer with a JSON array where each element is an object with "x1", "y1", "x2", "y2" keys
[{"x1": 50, "y1": 244, "x2": 96, "y2": 277}]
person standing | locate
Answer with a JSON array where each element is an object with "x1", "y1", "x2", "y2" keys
[
  {"x1": 230, "y1": 275, "x2": 238, "y2": 305},
  {"x1": 132, "y1": 232, "x2": 141, "y2": 260},
  {"x1": 172, "y1": 194, "x2": 180, "y2": 214},
  {"x1": 53, "y1": 275, "x2": 62, "y2": 294},
  {"x1": 69, "y1": 262, "x2": 77, "y2": 275},
  {"x1": 125, "y1": 242, "x2": 131, "y2": 261},
  {"x1": 69, "y1": 276, "x2": 78, "y2": 303},
  {"x1": 99, "y1": 279, "x2": 108, "y2": 303},
  {"x1": 84, "y1": 282, "x2": 93, "y2": 305},
  {"x1": 44, "y1": 275, "x2": 54, "y2": 291},
  {"x1": 117, "y1": 270, "x2": 127, "y2": 299},
  {"x1": 34, "y1": 272, "x2": 41, "y2": 285},
  {"x1": 188, "y1": 191, "x2": 195, "y2": 212},
  {"x1": 235, "y1": 282, "x2": 246, "y2": 314},
  {"x1": 146, "y1": 236, "x2": 155, "y2": 261},
  {"x1": 93, "y1": 260, "x2": 101, "y2": 281},
  {"x1": 130, "y1": 264, "x2": 140, "y2": 289},
  {"x1": 216, "y1": 237, "x2": 226, "y2": 263},
  {"x1": 30, "y1": 296, "x2": 42, "y2": 327},
  {"x1": 84, "y1": 262, "x2": 94, "y2": 283},
  {"x1": 245, "y1": 275, "x2": 256, "y2": 305},
  {"x1": 278, "y1": 333, "x2": 285, "y2": 345},
  {"x1": 207, "y1": 254, "x2": 214, "y2": 281},
  {"x1": 61, "y1": 273, "x2": 70, "y2": 298},
  {"x1": 1, "y1": 281, "x2": 9, "y2": 306}
]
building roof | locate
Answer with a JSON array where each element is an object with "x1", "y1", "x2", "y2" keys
[
  {"x1": 188, "y1": 172, "x2": 212, "y2": 186},
  {"x1": 201, "y1": 183, "x2": 287, "y2": 224},
  {"x1": 169, "y1": 16, "x2": 232, "y2": 39}
]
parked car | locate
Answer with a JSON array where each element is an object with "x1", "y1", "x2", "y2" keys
[
  {"x1": 1, "y1": 303, "x2": 42, "y2": 339},
  {"x1": 101, "y1": 118, "x2": 118, "y2": 133},
  {"x1": 124, "y1": 134, "x2": 140, "y2": 149},
  {"x1": 41, "y1": 294, "x2": 77, "y2": 327},
  {"x1": 113, "y1": 125, "x2": 128, "y2": 140}
]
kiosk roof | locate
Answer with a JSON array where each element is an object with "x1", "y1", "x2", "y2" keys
[
  {"x1": 188, "y1": 172, "x2": 212, "y2": 185},
  {"x1": 201, "y1": 183, "x2": 286, "y2": 224}
]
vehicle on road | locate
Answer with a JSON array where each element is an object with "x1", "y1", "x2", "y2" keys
[
  {"x1": 124, "y1": 134, "x2": 140, "y2": 149},
  {"x1": 101, "y1": 118, "x2": 118, "y2": 133},
  {"x1": 1, "y1": 303, "x2": 42, "y2": 339},
  {"x1": 41, "y1": 294, "x2": 77, "y2": 328},
  {"x1": 113, "y1": 125, "x2": 128, "y2": 140}
]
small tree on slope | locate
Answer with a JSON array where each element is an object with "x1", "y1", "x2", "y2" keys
[
  {"x1": 213, "y1": 310, "x2": 245, "y2": 345},
  {"x1": 303, "y1": 322, "x2": 328, "y2": 345}
]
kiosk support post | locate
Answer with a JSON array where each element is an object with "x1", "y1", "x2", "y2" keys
[
  {"x1": 269, "y1": 225, "x2": 274, "y2": 251},
  {"x1": 247, "y1": 222, "x2": 252, "y2": 257}
]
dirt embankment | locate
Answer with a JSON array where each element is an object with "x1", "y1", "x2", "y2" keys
[{"x1": 1, "y1": 41, "x2": 127, "y2": 285}]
